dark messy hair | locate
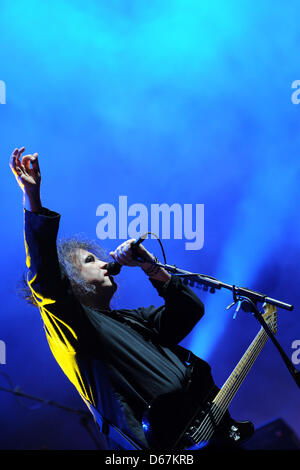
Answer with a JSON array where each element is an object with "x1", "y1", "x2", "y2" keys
[{"x1": 17, "y1": 235, "x2": 112, "y2": 307}]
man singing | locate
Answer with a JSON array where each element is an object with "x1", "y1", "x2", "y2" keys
[{"x1": 9, "y1": 147, "x2": 251, "y2": 450}]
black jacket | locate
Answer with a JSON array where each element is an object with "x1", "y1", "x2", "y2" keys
[{"x1": 24, "y1": 207, "x2": 207, "y2": 449}]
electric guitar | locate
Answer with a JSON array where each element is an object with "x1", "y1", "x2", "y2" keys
[{"x1": 142, "y1": 303, "x2": 277, "y2": 450}]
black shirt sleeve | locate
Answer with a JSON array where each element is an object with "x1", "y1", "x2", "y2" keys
[
  {"x1": 133, "y1": 275, "x2": 205, "y2": 345},
  {"x1": 23, "y1": 206, "x2": 89, "y2": 348},
  {"x1": 23, "y1": 207, "x2": 102, "y2": 407},
  {"x1": 24, "y1": 207, "x2": 65, "y2": 298}
]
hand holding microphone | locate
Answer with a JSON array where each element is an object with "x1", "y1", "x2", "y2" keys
[{"x1": 107, "y1": 237, "x2": 156, "y2": 275}]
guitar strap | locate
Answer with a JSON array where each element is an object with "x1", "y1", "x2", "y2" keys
[
  {"x1": 176, "y1": 345, "x2": 221, "y2": 416},
  {"x1": 172, "y1": 345, "x2": 213, "y2": 391}
]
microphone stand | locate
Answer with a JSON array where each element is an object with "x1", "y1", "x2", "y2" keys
[
  {"x1": 0, "y1": 377, "x2": 104, "y2": 449},
  {"x1": 144, "y1": 259, "x2": 300, "y2": 389}
]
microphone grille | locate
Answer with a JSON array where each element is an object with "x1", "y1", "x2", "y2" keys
[{"x1": 106, "y1": 262, "x2": 121, "y2": 276}]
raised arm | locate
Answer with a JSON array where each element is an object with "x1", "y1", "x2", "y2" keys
[
  {"x1": 10, "y1": 147, "x2": 61, "y2": 294},
  {"x1": 9, "y1": 147, "x2": 86, "y2": 343}
]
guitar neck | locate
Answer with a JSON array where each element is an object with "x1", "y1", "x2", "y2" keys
[{"x1": 212, "y1": 326, "x2": 269, "y2": 422}]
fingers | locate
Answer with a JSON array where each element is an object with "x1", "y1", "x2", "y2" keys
[
  {"x1": 9, "y1": 148, "x2": 18, "y2": 168},
  {"x1": 109, "y1": 243, "x2": 129, "y2": 264},
  {"x1": 9, "y1": 148, "x2": 26, "y2": 180},
  {"x1": 136, "y1": 243, "x2": 154, "y2": 262},
  {"x1": 31, "y1": 153, "x2": 40, "y2": 171},
  {"x1": 9, "y1": 147, "x2": 40, "y2": 174},
  {"x1": 9, "y1": 149, "x2": 18, "y2": 175},
  {"x1": 21, "y1": 156, "x2": 31, "y2": 171},
  {"x1": 13, "y1": 147, "x2": 26, "y2": 173},
  {"x1": 9, "y1": 147, "x2": 24, "y2": 170},
  {"x1": 22, "y1": 153, "x2": 39, "y2": 171},
  {"x1": 16, "y1": 147, "x2": 25, "y2": 167},
  {"x1": 109, "y1": 239, "x2": 137, "y2": 265}
]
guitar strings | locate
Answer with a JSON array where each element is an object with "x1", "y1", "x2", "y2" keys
[
  {"x1": 193, "y1": 331, "x2": 266, "y2": 444},
  {"x1": 192, "y1": 314, "x2": 276, "y2": 446},
  {"x1": 190, "y1": 328, "x2": 268, "y2": 445},
  {"x1": 191, "y1": 332, "x2": 266, "y2": 445},
  {"x1": 191, "y1": 331, "x2": 267, "y2": 445},
  {"x1": 206, "y1": 333, "x2": 266, "y2": 440}
]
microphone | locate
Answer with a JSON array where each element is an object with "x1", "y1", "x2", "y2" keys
[{"x1": 106, "y1": 235, "x2": 148, "y2": 276}]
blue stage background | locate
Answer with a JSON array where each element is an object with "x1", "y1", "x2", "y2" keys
[{"x1": 0, "y1": 0, "x2": 299, "y2": 449}]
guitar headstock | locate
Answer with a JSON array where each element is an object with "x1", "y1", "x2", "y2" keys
[{"x1": 262, "y1": 302, "x2": 277, "y2": 334}]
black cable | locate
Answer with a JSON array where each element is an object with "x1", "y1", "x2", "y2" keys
[{"x1": 141, "y1": 231, "x2": 167, "y2": 264}]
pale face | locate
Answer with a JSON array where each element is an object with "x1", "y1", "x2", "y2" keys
[{"x1": 74, "y1": 248, "x2": 117, "y2": 293}]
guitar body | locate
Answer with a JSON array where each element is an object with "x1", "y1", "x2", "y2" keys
[
  {"x1": 142, "y1": 303, "x2": 276, "y2": 450},
  {"x1": 142, "y1": 383, "x2": 254, "y2": 450}
]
